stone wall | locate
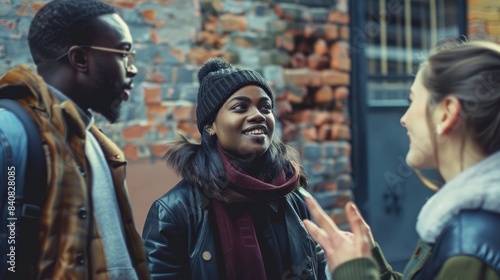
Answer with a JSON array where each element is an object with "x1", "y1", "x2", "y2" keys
[
  {"x1": 468, "y1": 0, "x2": 500, "y2": 42},
  {"x1": 0, "y1": 0, "x2": 352, "y2": 226}
]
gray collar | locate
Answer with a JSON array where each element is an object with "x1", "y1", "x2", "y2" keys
[{"x1": 416, "y1": 151, "x2": 500, "y2": 243}]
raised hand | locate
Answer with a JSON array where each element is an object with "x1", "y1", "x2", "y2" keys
[{"x1": 302, "y1": 193, "x2": 374, "y2": 274}]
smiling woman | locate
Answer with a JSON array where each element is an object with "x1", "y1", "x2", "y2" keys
[{"x1": 142, "y1": 58, "x2": 327, "y2": 280}]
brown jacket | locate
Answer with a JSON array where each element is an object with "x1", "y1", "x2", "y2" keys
[{"x1": 0, "y1": 65, "x2": 149, "y2": 279}]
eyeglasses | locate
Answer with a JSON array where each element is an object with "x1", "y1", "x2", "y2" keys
[{"x1": 55, "y1": 45, "x2": 136, "y2": 70}]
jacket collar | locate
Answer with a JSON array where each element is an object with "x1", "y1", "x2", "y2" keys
[
  {"x1": 47, "y1": 84, "x2": 94, "y2": 130},
  {"x1": 416, "y1": 151, "x2": 500, "y2": 243}
]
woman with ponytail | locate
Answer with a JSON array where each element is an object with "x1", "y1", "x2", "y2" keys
[
  {"x1": 303, "y1": 41, "x2": 500, "y2": 280},
  {"x1": 142, "y1": 57, "x2": 327, "y2": 280}
]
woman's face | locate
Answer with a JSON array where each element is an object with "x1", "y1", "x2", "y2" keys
[
  {"x1": 400, "y1": 70, "x2": 437, "y2": 169},
  {"x1": 211, "y1": 85, "x2": 275, "y2": 160}
]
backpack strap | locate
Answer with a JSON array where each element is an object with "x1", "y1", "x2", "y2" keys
[{"x1": 0, "y1": 99, "x2": 46, "y2": 279}]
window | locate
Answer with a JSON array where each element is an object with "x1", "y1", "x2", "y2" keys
[{"x1": 365, "y1": 0, "x2": 461, "y2": 106}]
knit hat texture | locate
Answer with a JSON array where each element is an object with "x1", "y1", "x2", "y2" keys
[{"x1": 196, "y1": 58, "x2": 274, "y2": 133}]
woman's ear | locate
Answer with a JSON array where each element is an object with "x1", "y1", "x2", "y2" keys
[
  {"x1": 436, "y1": 95, "x2": 461, "y2": 135},
  {"x1": 67, "y1": 46, "x2": 88, "y2": 73},
  {"x1": 205, "y1": 124, "x2": 215, "y2": 136}
]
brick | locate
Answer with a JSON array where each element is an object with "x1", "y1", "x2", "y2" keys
[
  {"x1": 334, "y1": 173, "x2": 353, "y2": 190},
  {"x1": 156, "y1": 124, "x2": 172, "y2": 137},
  {"x1": 303, "y1": 142, "x2": 321, "y2": 160},
  {"x1": 150, "y1": 29, "x2": 160, "y2": 44},
  {"x1": 313, "y1": 190, "x2": 353, "y2": 211},
  {"x1": 309, "y1": 70, "x2": 323, "y2": 87},
  {"x1": 324, "y1": 24, "x2": 339, "y2": 40},
  {"x1": 339, "y1": 25, "x2": 349, "y2": 40},
  {"x1": 284, "y1": 84, "x2": 308, "y2": 103},
  {"x1": 277, "y1": 100, "x2": 293, "y2": 115},
  {"x1": 313, "y1": 111, "x2": 349, "y2": 126},
  {"x1": 204, "y1": 15, "x2": 218, "y2": 32},
  {"x1": 487, "y1": 21, "x2": 500, "y2": 35},
  {"x1": 332, "y1": 155, "x2": 352, "y2": 173},
  {"x1": 31, "y1": 2, "x2": 45, "y2": 13},
  {"x1": 177, "y1": 121, "x2": 200, "y2": 139},
  {"x1": 336, "y1": 0, "x2": 348, "y2": 13},
  {"x1": 469, "y1": 9, "x2": 500, "y2": 21},
  {"x1": 267, "y1": 19, "x2": 289, "y2": 34},
  {"x1": 300, "y1": 125, "x2": 318, "y2": 141},
  {"x1": 142, "y1": 9, "x2": 157, "y2": 24},
  {"x1": 332, "y1": 191, "x2": 353, "y2": 208},
  {"x1": 261, "y1": 49, "x2": 290, "y2": 66},
  {"x1": 314, "y1": 85, "x2": 334, "y2": 104},
  {"x1": 151, "y1": 142, "x2": 168, "y2": 158},
  {"x1": 468, "y1": 20, "x2": 487, "y2": 34},
  {"x1": 231, "y1": 33, "x2": 274, "y2": 49},
  {"x1": 290, "y1": 52, "x2": 308, "y2": 68},
  {"x1": 123, "y1": 124, "x2": 151, "y2": 140},
  {"x1": 123, "y1": 144, "x2": 140, "y2": 160},
  {"x1": 162, "y1": 85, "x2": 181, "y2": 101},
  {"x1": 197, "y1": 31, "x2": 225, "y2": 48},
  {"x1": 186, "y1": 48, "x2": 230, "y2": 66},
  {"x1": 334, "y1": 86, "x2": 349, "y2": 101},
  {"x1": 313, "y1": 38, "x2": 328, "y2": 55},
  {"x1": 304, "y1": 23, "x2": 340, "y2": 39},
  {"x1": 307, "y1": 7, "x2": 330, "y2": 23},
  {"x1": 320, "y1": 69, "x2": 350, "y2": 86},
  {"x1": 143, "y1": 83, "x2": 162, "y2": 104},
  {"x1": 147, "y1": 67, "x2": 167, "y2": 83},
  {"x1": 263, "y1": 65, "x2": 286, "y2": 90},
  {"x1": 307, "y1": 54, "x2": 330, "y2": 70},
  {"x1": 281, "y1": 120, "x2": 298, "y2": 141},
  {"x1": 328, "y1": 10, "x2": 349, "y2": 25},
  {"x1": 293, "y1": 109, "x2": 313, "y2": 124},
  {"x1": 171, "y1": 101, "x2": 195, "y2": 121},
  {"x1": 179, "y1": 84, "x2": 199, "y2": 103},
  {"x1": 295, "y1": 38, "x2": 313, "y2": 53},
  {"x1": 330, "y1": 41, "x2": 351, "y2": 71},
  {"x1": 284, "y1": 68, "x2": 311, "y2": 86},
  {"x1": 275, "y1": 34, "x2": 295, "y2": 52},
  {"x1": 219, "y1": 14, "x2": 247, "y2": 32},
  {"x1": 318, "y1": 124, "x2": 351, "y2": 141},
  {"x1": 322, "y1": 141, "x2": 351, "y2": 158},
  {"x1": 146, "y1": 104, "x2": 171, "y2": 122},
  {"x1": 274, "y1": 3, "x2": 304, "y2": 21}
]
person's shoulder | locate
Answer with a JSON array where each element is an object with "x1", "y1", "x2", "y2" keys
[
  {"x1": 153, "y1": 180, "x2": 201, "y2": 210},
  {"x1": 0, "y1": 108, "x2": 28, "y2": 140},
  {"x1": 436, "y1": 210, "x2": 500, "y2": 273}
]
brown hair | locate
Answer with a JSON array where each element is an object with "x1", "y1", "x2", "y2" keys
[{"x1": 418, "y1": 41, "x2": 500, "y2": 188}]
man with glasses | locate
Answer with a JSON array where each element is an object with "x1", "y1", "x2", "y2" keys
[{"x1": 0, "y1": 0, "x2": 149, "y2": 279}]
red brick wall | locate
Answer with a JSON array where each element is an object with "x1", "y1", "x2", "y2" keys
[
  {"x1": 0, "y1": 0, "x2": 353, "y2": 229},
  {"x1": 468, "y1": 0, "x2": 500, "y2": 42}
]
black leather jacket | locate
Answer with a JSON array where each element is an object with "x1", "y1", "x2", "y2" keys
[{"x1": 142, "y1": 180, "x2": 327, "y2": 280}]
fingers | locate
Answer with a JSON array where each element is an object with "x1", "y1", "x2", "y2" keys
[
  {"x1": 303, "y1": 195, "x2": 340, "y2": 236},
  {"x1": 346, "y1": 202, "x2": 372, "y2": 257},
  {"x1": 303, "y1": 219, "x2": 331, "y2": 250},
  {"x1": 303, "y1": 219, "x2": 336, "y2": 273}
]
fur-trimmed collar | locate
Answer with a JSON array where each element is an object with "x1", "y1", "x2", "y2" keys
[{"x1": 416, "y1": 151, "x2": 500, "y2": 243}]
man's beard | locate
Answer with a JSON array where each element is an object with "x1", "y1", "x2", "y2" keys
[{"x1": 86, "y1": 71, "x2": 124, "y2": 123}]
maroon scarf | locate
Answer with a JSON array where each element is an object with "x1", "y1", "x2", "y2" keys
[{"x1": 212, "y1": 147, "x2": 299, "y2": 280}]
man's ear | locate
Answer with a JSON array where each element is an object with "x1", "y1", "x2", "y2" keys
[
  {"x1": 436, "y1": 95, "x2": 461, "y2": 135},
  {"x1": 67, "y1": 46, "x2": 88, "y2": 72}
]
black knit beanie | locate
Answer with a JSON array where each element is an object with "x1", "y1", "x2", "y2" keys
[{"x1": 196, "y1": 58, "x2": 275, "y2": 133}]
